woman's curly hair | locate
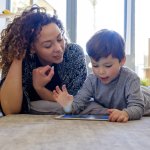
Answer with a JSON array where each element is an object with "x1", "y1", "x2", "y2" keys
[{"x1": 0, "y1": 5, "x2": 65, "y2": 75}]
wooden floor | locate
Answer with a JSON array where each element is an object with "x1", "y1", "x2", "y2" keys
[{"x1": 0, "y1": 114, "x2": 150, "y2": 150}]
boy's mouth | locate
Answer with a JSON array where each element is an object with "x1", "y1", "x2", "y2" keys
[{"x1": 100, "y1": 76, "x2": 110, "y2": 83}]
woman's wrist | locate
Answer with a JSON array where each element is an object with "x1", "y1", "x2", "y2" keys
[
  {"x1": 34, "y1": 86, "x2": 45, "y2": 93},
  {"x1": 13, "y1": 57, "x2": 23, "y2": 65}
]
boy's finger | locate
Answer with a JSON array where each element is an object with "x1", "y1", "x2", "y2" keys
[
  {"x1": 53, "y1": 90, "x2": 58, "y2": 95},
  {"x1": 123, "y1": 117, "x2": 128, "y2": 123},
  {"x1": 56, "y1": 86, "x2": 61, "y2": 93},
  {"x1": 62, "y1": 85, "x2": 67, "y2": 92},
  {"x1": 107, "y1": 109, "x2": 114, "y2": 114}
]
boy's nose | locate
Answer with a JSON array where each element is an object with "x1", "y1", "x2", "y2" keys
[{"x1": 98, "y1": 68, "x2": 105, "y2": 75}]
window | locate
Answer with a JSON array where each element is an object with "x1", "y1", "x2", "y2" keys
[
  {"x1": 46, "y1": 0, "x2": 66, "y2": 28},
  {"x1": 77, "y1": 0, "x2": 124, "y2": 54},
  {"x1": 77, "y1": 0, "x2": 124, "y2": 73},
  {"x1": 10, "y1": 0, "x2": 31, "y2": 12},
  {"x1": 135, "y1": 0, "x2": 150, "y2": 78},
  {"x1": 10, "y1": 0, "x2": 66, "y2": 28},
  {"x1": 7, "y1": 0, "x2": 149, "y2": 78}
]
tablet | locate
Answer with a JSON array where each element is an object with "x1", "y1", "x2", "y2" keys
[{"x1": 55, "y1": 114, "x2": 109, "y2": 121}]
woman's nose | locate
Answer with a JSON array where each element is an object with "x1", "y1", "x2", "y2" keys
[{"x1": 53, "y1": 42, "x2": 63, "y2": 52}]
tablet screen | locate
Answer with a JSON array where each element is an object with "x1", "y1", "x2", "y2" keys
[{"x1": 55, "y1": 114, "x2": 109, "y2": 121}]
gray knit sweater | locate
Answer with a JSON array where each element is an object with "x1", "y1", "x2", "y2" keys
[{"x1": 72, "y1": 67, "x2": 150, "y2": 120}]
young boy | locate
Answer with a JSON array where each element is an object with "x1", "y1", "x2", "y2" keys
[{"x1": 53, "y1": 29, "x2": 150, "y2": 122}]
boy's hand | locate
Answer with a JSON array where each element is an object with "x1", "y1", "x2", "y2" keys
[
  {"x1": 107, "y1": 109, "x2": 129, "y2": 122},
  {"x1": 53, "y1": 85, "x2": 73, "y2": 109}
]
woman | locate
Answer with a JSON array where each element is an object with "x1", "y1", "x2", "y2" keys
[{"x1": 0, "y1": 5, "x2": 87, "y2": 115}]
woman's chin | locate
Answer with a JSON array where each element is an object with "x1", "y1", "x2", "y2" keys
[{"x1": 53, "y1": 58, "x2": 63, "y2": 64}]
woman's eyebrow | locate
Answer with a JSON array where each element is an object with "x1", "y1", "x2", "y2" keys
[
  {"x1": 57, "y1": 33, "x2": 62, "y2": 38},
  {"x1": 41, "y1": 33, "x2": 62, "y2": 44},
  {"x1": 41, "y1": 40, "x2": 51, "y2": 45}
]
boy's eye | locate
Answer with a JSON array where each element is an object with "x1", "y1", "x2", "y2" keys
[
  {"x1": 105, "y1": 65, "x2": 112, "y2": 68},
  {"x1": 92, "y1": 65, "x2": 99, "y2": 68}
]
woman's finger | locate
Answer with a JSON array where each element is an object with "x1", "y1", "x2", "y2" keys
[{"x1": 47, "y1": 66, "x2": 54, "y2": 80}]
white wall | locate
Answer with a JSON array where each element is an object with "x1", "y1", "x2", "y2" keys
[
  {"x1": 0, "y1": 0, "x2": 7, "y2": 33},
  {"x1": 0, "y1": 0, "x2": 6, "y2": 79}
]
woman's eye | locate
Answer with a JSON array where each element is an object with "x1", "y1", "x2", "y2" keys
[
  {"x1": 58, "y1": 39, "x2": 62, "y2": 42},
  {"x1": 57, "y1": 38, "x2": 63, "y2": 42},
  {"x1": 44, "y1": 45, "x2": 52, "y2": 48}
]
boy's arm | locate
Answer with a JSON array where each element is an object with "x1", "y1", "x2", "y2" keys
[
  {"x1": 123, "y1": 77, "x2": 145, "y2": 120},
  {"x1": 53, "y1": 85, "x2": 74, "y2": 113},
  {"x1": 53, "y1": 75, "x2": 94, "y2": 114},
  {"x1": 108, "y1": 109, "x2": 129, "y2": 122},
  {"x1": 69, "y1": 75, "x2": 95, "y2": 114}
]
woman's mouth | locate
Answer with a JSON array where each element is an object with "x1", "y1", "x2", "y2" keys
[{"x1": 54, "y1": 55, "x2": 62, "y2": 60}]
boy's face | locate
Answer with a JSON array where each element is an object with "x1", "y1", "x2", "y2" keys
[{"x1": 91, "y1": 55, "x2": 126, "y2": 84}]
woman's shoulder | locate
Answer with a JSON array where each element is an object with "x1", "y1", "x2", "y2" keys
[
  {"x1": 65, "y1": 43, "x2": 84, "y2": 54},
  {"x1": 63, "y1": 43, "x2": 85, "y2": 61}
]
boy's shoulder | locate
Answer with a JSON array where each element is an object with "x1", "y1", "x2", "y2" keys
[
  {"x1": 87, "y1": 73, "x2": 96, "y2": 78},
  {"x1": 121, "y1": 66, "x2": 138, "y2": 76},
  {"x1": 120, "y1": 66, "x2": 140, "y2": 81},
  {"x1": 86, "y1": 73, "x2": 98, "y2": 82}
]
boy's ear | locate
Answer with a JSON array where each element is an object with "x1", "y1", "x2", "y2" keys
[{"x1": 120, "y1": 56, "x2": 126, "y2": 66}]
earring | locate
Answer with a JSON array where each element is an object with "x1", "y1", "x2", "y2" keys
[{"x1": 30, "y1": 52, "x2": 35, "y2": 59}]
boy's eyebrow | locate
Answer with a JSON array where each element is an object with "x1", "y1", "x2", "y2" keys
[
  {"x1": 101, "y1": 63, "x2": 113, "y2": 66},
  {"x1": 103, "y1": 62, "x2": 113, "y2": 64},
  {"x1": 91, "y1": 61, "x2": 113, "y2": 66}
]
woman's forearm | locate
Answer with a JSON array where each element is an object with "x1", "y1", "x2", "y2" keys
[
  {"x1": 35, "y1": 87, "x2": 56, "y2": 102},
  {"x1": 1, "y1": 59, "x2": 23, "y2": 115}
]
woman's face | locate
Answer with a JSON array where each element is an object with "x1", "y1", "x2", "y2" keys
[{"x1": 33, "y1": 23, "x2": 65, "y2": 66}]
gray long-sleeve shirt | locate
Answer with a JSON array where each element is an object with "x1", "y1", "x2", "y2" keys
[{"x1": 72, "y1": 67, "x2": 150, "y2": 120}]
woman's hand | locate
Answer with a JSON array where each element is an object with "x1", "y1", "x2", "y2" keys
[
  {"x1": 53, "y1": 85, "x2": 73, "y2": 109},
  {"x1": 32, "y1": 65, "x2": 54, "y2": 90},
  {"x1": 107, "y1": 109, "x2": 129, "y2": 122}
]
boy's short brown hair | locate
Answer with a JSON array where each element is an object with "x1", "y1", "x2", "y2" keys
[{"x1": 86, "y1": 29, "x2": 125, "y2": 62}]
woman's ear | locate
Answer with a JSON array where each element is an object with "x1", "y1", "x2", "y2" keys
[
  {"x1": 120, "y1": 56, "x2": 126, "y2": 66},
  {"x1": 30, "y1": 49, "x2": 35, "y2": 54},
  {"x1": 30, "y1": 44, "x2": 36, "y2": 54}
]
